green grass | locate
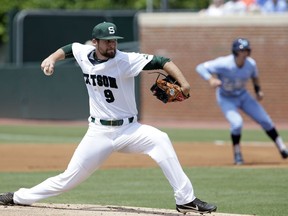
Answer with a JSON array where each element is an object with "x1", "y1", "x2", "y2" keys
[
  {"x1": 1, "y1": 124, "x2": 288, "y2": 144},
  {"x1": 0, "y1": 168, "x2": 287, "y2": 216},
  {"x1": 1, "y1": 124, "x2": 288, "y2": 216},
  {"x1": 0, "y1": 125, "x2": 86, "y2": 144},
  {"x1": 162, "y1": 128, "x2": 288, "y2": 143}
]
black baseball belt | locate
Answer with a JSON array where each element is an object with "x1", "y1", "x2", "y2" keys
[{"x1": 91, "y1": 116, "x2": 134, "y2": 126}]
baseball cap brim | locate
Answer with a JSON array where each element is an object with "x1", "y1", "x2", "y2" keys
[{"x1": 97, "y1": 36, "x2": 124, "y2": 40}]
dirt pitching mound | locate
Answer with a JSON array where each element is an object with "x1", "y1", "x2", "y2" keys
[{"x1": 1, "y1": 203, "x2": 254, "y2": 216}]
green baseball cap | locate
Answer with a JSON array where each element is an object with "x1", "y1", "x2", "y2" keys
[{"x1": 92, "y1": 22, "x2": 124, "y2": 40}]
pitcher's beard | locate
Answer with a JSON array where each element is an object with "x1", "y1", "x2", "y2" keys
[{"x1": 105, "y1": 49, "x2": 116, "y2": 58}]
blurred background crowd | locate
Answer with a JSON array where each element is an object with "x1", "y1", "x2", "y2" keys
[{"x1": 200, "y1": 0, "x2": 287, "y2": 16}]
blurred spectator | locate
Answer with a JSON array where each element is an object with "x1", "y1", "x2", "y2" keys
[
  {"x1": 242, "y1": 0, "x2": 257, "y2": 6},
  {"x1": 256, "y1": 0, "x2": 267, "y2": 6},
  {"x1": 261, "y1": 0, "x2": 287, "y2": 13},
  {"x1": 200, "y1": 0, "x2": 225, "y2": 16},
  {"x1": 223, "y1": 0, "x2": 247, "y2": 14},
  {"x1": 242, "y1": 0, "x2": 261, "y2": 12}
]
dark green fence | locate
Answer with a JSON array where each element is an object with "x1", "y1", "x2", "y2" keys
[
  {"x1": 9, "y1": 10, "x2": 138, "y2": 64},
  {"x1": 0, "y1": 65, "x2": 88, "y2": 120}
]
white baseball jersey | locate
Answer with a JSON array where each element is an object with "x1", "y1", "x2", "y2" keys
[{"x1": 72, "y1": 43, "x2": 153, "y2": 119}]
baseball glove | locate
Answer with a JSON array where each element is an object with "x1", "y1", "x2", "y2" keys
[{"x1": 150, "y1": 72, "x2": 190, "y2": 103}]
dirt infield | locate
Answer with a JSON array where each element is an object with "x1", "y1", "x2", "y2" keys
[
  {"x1": 0, "y1": 142, "x2": 287, "y2": 172},
  {"x1": 1, "y1": 203, "x2": 256, "y2": 216}
]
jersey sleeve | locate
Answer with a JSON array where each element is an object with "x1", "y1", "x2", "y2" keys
[
  {"x1": 121, "y1": 52, "x2": 154, "y2": 77},
  {"x1": 61, "y1": 44, "x2": 74, "y2": 58},
  {"x1": 203, "y1": 57, "x2": 225, "y2": 74},
  {"x1": 196, "y1": 57, "x2": 223, "y2": 80},
  {"x1": 72, "y1": 43, "x2": 84, "y2": 61},
  {"x1": 195, "y1": 63, "x2": 212, "y2": 80},
  {"x1": 72, "y1": 42, "x2": 94, "y2": 64},
  {"x1": 248, "y1": 57, "x2": 259, "y2": 78},
  {"x1": 143, "y1": 55, "x2": 171, "y2": 70}
]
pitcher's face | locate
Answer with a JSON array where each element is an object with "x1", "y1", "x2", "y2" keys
[{"x1": 94, "y1": 39, "x2": 117, "y2": 59}]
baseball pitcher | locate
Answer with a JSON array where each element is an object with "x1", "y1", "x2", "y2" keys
[{"x1": 0, "y1": 22, "x2": 216, "y2": 214}]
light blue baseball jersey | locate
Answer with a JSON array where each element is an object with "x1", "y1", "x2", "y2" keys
[
  {"x1": 196, "y1": 54, "x2": 274, "y2": 133},
  {"x1": 196, "y1": 54, "x2": 258, "y2": 96}
]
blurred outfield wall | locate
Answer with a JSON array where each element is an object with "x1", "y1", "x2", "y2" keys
[
  {"x1": 0, "y1": 65, "x2": 88, "y2": 120},
  {"x1": 1, "y1": 12, "x2": 288, "y2": 124}
]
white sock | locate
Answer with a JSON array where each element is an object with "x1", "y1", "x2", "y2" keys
[{"x1": 275, "y1": 137, "x2": 287, "y2": 151}]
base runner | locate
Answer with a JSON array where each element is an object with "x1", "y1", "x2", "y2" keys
[{"x1": 196, "y1": 38, "x2": 288, "y2": 165}]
